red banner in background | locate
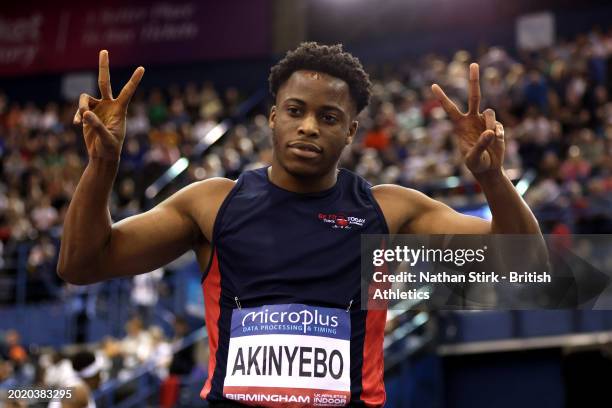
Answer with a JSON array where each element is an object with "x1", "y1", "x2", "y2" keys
[{"x1": 0, "y1": 1, "x2": 271, "y2": 77}]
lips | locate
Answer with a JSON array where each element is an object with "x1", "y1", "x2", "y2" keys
[
  {"x1": 287, "y1": 141, "x2": 323, "y2": 159},
  {"x1": 288, "y1": 141, "x2": 323, "y2": 153}
]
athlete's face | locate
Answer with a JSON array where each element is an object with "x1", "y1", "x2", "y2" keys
[{"x1": 269, "y1": 70, "x2": 358, "y2": 178}]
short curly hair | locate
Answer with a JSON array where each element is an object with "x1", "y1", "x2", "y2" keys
[{"x1": 269, "y1": 42, "x2": 372, "y2": 115}]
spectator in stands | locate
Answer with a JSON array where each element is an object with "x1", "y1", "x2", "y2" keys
[
  {"x1": 160, "y1": 318, "x2": 196, "y2": 408},
  {"x1": 168, "y1": 317, "x2": 195, "y2": 377},
  {"x1": 47, "y1": 350, "x2": 100, "y2": 408},
  {"x1": 130, "y1": 267, "x2": 164, "y2": 326},
  {"x1": 148, "y1": 326, "x2": 172, "y2": 380},
  {"x1": 0, "y1": 330, "x2": 34, "y2": 387},
  {"x1": 41, "y1": 350, "x2": 77, "y2": 389},
  {"x1": 2, "y1": 330, "x2": 27, "y2": 368},
  {"x1": 71, "y1": 350, "x2": 102, "y2": 397},
  {"x1": 0, "y1": 357, "x2": 18, "y2": 390},
  {"x1": 119, "y1": 316, "x2": 152, "y2": 378}
]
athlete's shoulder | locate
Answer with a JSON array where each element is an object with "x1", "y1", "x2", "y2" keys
[
  {"x1": 166, "y1": 177, "x2": 236, "y2": 214},
  {"x1": 181, "y1": 177, "x2": 236, "y2": 196},
  {"x1": 371, "y1": 184, "x2": 434, "y2": 234},
  {"x1": 371, "y1": 183, "x2": 421, "y2": 200},
  {"x1": 163, "y1": 177, "x2": 237, "y2": 242},
  {"x1": 198, "y1": 176, "x2": 237, "y2": 190},
  {"x1": 371, "y1": 183, "x2": 438, "y2": 211}
]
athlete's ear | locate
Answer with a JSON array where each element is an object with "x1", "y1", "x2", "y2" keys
[
  {"x1": 346, "y1": 120, "x2": 358, "y2": 145},
  {"x1": 269, "y1": 105, "x2": 276, "y2": 129}
]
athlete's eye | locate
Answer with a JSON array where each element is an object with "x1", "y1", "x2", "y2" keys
[
  {"x1": 322, "y1": 114, "x2": 338, "y2": 124},
  {"x1": 287, "y1": 106, "x2": 302, "y2": 116}
]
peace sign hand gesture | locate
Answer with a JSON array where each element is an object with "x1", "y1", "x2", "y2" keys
[
  {"x1": 73, "y1": 50, "x2": 145, "y2": 162},
  {"x1": 431, "y1": 63, "x2": 505, "y2": 176}
]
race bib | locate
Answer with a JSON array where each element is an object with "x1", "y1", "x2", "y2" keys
[{"x1": 223, "y1": 303, "x2": 351, "y2": 407}]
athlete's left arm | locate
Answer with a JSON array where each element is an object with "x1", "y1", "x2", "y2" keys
[
  {"x1": 372, "y1": 178, "x2": 538, "y2": 234},
  {"x1": 373, "y1": 63, "x2": 541, "y2": 235}
]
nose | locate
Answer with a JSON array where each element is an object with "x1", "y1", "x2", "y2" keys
[{"x1": 298, "y1": 113, "x2": 319, "y2": 138}]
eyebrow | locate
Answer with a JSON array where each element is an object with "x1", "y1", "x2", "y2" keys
[{"x1": 283, "y1": 98, "x2": 346, "y2": 117}]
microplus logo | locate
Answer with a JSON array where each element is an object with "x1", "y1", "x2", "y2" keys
[
  {"x1": 241, "y1": 308, "x2": 339, "y2": 334},
  {"x1": 318, "y1": 213, "x2": 365, "y2": 229}
]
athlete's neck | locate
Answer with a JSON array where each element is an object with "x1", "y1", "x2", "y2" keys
[{"x1": 268, "y1": 165, "x2": 338, "y2": 193}]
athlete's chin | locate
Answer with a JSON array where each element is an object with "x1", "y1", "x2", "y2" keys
[{"x1": 283, "y1": 158, "x2": 331, "y2": 178}]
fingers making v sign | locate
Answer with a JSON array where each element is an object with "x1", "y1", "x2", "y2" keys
[
  {"x1": 431, "y1": 63, "x2": 505, "y2": 175},
  {"x1": 74, "y1": 50, "x2": 145, "y2": 161}
]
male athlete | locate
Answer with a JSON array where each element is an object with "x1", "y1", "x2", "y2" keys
[{"x1": 58, "y1": 43, "x2": 541, "y2": 407}]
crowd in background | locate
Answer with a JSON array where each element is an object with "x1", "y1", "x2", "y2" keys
[
  {"x1": 1, "y1": 32, "x2": 611, "y2": 296},
  {"x1": 0, "y1": 316, "x2": 201, "y2": 406},
  {"x1": 0, "y1": 26, "x2": 611, "y2": 395}
]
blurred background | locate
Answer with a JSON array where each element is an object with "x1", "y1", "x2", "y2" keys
[{"x1": 0, "y1": 0, "x2": 611, "y2": 407}]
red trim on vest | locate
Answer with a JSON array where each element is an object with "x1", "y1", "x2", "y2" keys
[
  {"x1": 361, "y1": 243, "x2": 389, "y2": 407},
  {"x1": 200, "y1": 251, "x2": 221, "y2": 399},
  {"x1": 360, "y1": 309, "x2": 387, "y2": 407}
]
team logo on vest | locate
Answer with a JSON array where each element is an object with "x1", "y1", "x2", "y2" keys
[{"x1": 318, "y1": 213, "x2": 365, "y2": 229}]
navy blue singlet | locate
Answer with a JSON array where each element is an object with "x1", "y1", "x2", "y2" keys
[{"x1": 200, "y1": 167, "x2": 389, "y2": 407}]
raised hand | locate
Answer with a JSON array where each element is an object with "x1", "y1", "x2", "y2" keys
[
  {"x1": 431, "y1": 63, "x2": 505, "y2": 175},
  {"x1": 73, "y1": 50, "x2": 144, "y2": 161}
]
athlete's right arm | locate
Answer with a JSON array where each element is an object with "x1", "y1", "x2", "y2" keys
[
  {"x1": 58, "y1": 165, "x2": 232, "y2": 284},
  {"x1": 57, "y1": 50, "x2": 233, "y2": 284}
]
